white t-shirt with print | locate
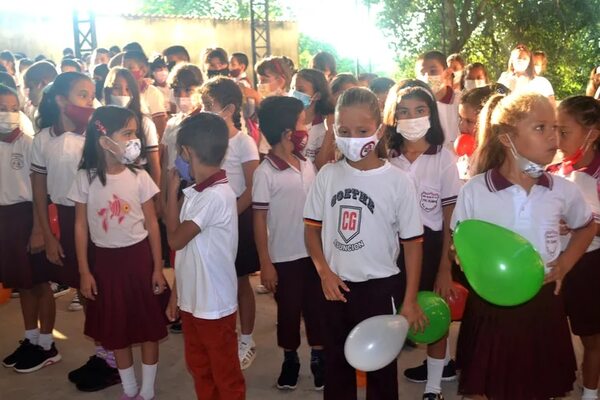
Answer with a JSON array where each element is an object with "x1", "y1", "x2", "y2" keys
[
  {"x1": 0, "y1": 133, "x2": 32, "y2": 205},
  {"x1": 222, "y1": 131, "x2": 260, "y2": 197},
  {"x1": 68, "y1": 168, "x2": 159, "y2": 248}
]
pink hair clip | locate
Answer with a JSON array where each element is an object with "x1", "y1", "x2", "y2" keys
[{"x1": 94, "y1": 120, "x2": 107, "y2": 136}]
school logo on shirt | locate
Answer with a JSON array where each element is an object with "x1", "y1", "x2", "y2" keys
[
  {"x1": 10, "y1": 153, "x2": 24, "y2": 170},
  {"x1": 420, "y1": 191, "x2": 439, "y2": 212},
  {"x1": 338, "y1": 206, "x2": 362, "y2": 243},
  {"x1": 544, "y1": 229, "x2": 559, "y2": 257}
]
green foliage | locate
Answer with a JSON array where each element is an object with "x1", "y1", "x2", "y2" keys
[
  {"x1": 368, "y1": 0, "x2": 600, "y2": 99},
  {"x1": 297, "y1": 34, "x2": 356, "y2": 74},
  {"x1": 139, "y1": 0, "x2": 293, "y2": 20}
]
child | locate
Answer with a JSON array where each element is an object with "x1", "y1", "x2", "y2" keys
[
  {"x1": 548, "y1": 96, "x2": 600, "y2": 400},
  {"x1": 330, "y1": 73, "x2": 358, "y2": 103},
  {"x1": 0, "y1": 84, "x2": 59, "y2": 373},
  {"x1": 304, "y1": 87, "x2": 427, "y2": 400},
  {"x1": 586, "y1": 66, "x2": 600, "y2": 99},
  {"x1": 369, "y1": 77, "x2": 396, "y2": 112},
  {"x1": 200, "y1": 76, "x2": 261, "y2": 370},
  {"x1": 229, "y1": 52, "x2": 259, "y2": 145},
  {"x1": 204, "y1": 47, "x2": 229, "y2": 79},
  {"x1": 384, "y1": 80, "x2": 462, "y2": 400},
  {"x1": 532, "y1": 50, "x2": 548, "y2": 76},
  {"x1": 253, "y1": 96, "x2": 325, "y2": 390},
  {"x1": 288, "y1": 68, "x2": 335, "y2": 166},
  {"x1": 462, "y1": 63, "x2": 489, "y2": 91},
  {"x1": 229, "y1": 52, "x2": 250, "y2": 84},
  {"x1": 162, "y1": 45, "x2": 190, "y2": 71},
  {"x1": 69, "y1": 106, "x2": 168, "y2": 400},
  {"x1": 149, "y1": 56, "x2": 171, "y2": 112},
  {"x1": 22, "y1": 61, "x2": 58, "y2": 125},
  {"x1": 447, "y1": 53, "x2": 465, "y2": 92},
  {"x1": 452, "y1": 92, "x2": 596, "y2": 400},
  {"x1": 165, "y1": 112, "x2": 246, "y2": 400},
  {"x1": 311, "y1": 51, "x2": 337, "y2": 82}
]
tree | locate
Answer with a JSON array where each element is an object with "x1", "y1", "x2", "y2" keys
[
  {"x1": 368, "y1": 0, "x2": 600, "y2": 98},
  {"x1": 139, "y1": 0, "x2": 293, "y2": 19}
]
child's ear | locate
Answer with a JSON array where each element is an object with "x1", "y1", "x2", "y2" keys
[
  {"x1": 311, "y1": 92, "x2": 322, "y2": 102},
  {"x1": 98, "y1": 135, "x2": 111, "y2": 150},
  {"x1": 55, "y1": 94, "x2": 68, "y2": 110},
  {"x1": 498, "y1": 133, "x2": 512, "y2": 148}
]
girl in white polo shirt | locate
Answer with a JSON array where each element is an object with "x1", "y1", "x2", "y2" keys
[
  {"x1": 200, "y1": 76, "x2": 261, "y2": 370},
  {"x1": 385, "y1": 80, "x2": 462, "y2": 400},
  {"x1": 548, "y1": 96, "x2": 600, "y2": 400},
  {"x1": 69, "y1": 106, "x2": 168, "y2": 400},
  {"x1": 304, "y1": 87, "x2": 427, "y2": 400},
  {"x1": 451, "y1": 92, "x2": 596, "y2": 400}
]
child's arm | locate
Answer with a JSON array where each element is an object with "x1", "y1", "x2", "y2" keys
[
  {"x1": 237, "y1": 160, "x2": 259, "y2": 214},
  {"x1": 253, "y1": 209, "x2": 277, "y2": 293},
  {"x1": 400, "y1": 239, "x2": 427, "y2": 332},
  {"x1": 434, "y1": 204, "x2": 456, "y2": 299},
  {"x1": 28, "y1": 199, "x2": 45, "y2": 254},
  {"x1": 165, "y1": 168, "x2": 200, "y2": 250},
  {"x1": 142, "y1": 198, "x2": 167, "y2": 294},
  {"x1": 31, "y1": 172, "x2": 64, "y2": 265},
  {"x1": 305, "y1": 223, "x2": 350, "y2": 302},
  {"x1": 74, "y1": 201, "x2": 95, "y2": 300},
  {"x1": 166, "y1": 277, "x2": 179, "y2": 322},
  {"x1": 314, "y1": 115, "x2": 335, "y2": 170}
]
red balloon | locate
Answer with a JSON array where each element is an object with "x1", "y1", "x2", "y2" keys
[
  {"x1": 48, "y1": 204, "x2": 60, "y2": 239},
  {"x1": 447, "y1": 282, "x2": 469, "y2": 321},
  {"x1": 454, "y1": 134, "x2": 477, "y2": 157}
]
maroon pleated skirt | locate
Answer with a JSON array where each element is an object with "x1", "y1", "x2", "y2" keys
[
  {"x1": 456, "y1": 284, "x2": 576, "y2": 399},
  {"x1": 54, "y1": 205, "x2": 81, "y2": 288},
  {"x1": 0, "y1": 202, "x2": 55, "y2": 289},
  {"x1": 563, "y1": 248, "x2": 600, "y2": 336},
  {"x1": 84, "y1": 238, "x2": 169, "y2": 350},
  {"x1": 235, "y1": 206, "x2": 259, "y2": 277}
]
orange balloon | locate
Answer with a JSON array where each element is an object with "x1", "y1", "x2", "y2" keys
[
  {"x1": 454, "y1": 134, "x2": 477, "y2": 157},
  {"x1": 447, "y1": 282, "x2": 469, "y2": 321},
  {"x1": 48, "y1": 204, "x2": 60, "y2": 239},
  {"x1": 356, "y1": 370, "x2": 367, "y2": 388},
  {"x1": 0, "y1": 283, "x2": 11, "y2": 305}
]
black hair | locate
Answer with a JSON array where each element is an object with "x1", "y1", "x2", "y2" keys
[
  {"x1": 93, "y1": 64, "x2": 109, "y2": 102},
  {"x1": 311, "y1": 51, "x2": 337, "y2": 77},
  {"x1": 369, "y1": 77, "x2": 395, "y2": 94},
  {"x1": 80, "y1": 106, "x2": 139, "y2": 185},
  {"x1": 558, "y1": 95, "x2": 600, "y2": 148},
  {"x1": 14, "y1": 52, "x2": 26, "y2": 60},
  {"x1": 62, "y1": 48, "x2": 74, "y2": 57},
  {"x1": 330, "y1": 73, "x2": 358, "y2": 96},
  {"x1": 231, "y1": 52, "x2": 249, "y2": 68},
  {"x1": 460, "y1": 84, "x2": 510, "y2": 114},
  {"x1": 447, "y1": 53, "x2": 465, "y2": 68},
  {"x1": 0, "y1": 51, "x2": 16, "y2": 74},
  {"x1": 358, "y1": 73, "x2": 378, "y2": 85},
  {"x1": 109, "y1": 46, "x2": 121, "y2": 56},
  {"x1": 18, "y1": 58, "x2": 33, "y2": 73},
  {"x1": 61, "y1": 58, "x2": 82, "y2": 72},
  {"x1": 123, "y1": 51, "x2": 149, "y2": 68},
  {"x1": 150, "y1": 56, "x2": 167, "y2": 72},
  {"x1": 123, "y1": 42, "x2": 145, "y2": 56},
  {"x1": 255, "y1": 56, "x2": 294, "y2": 90},
  {"x1": 200, "y1": 76, "x2": 243, "y2": 130},
  {"x1": 0, "y1": 84, "x2": 20, "y2": 105},
  {"x1": 37, "y1": 71, "x2": 92, "y2": 132},
  {"x1": 383, "y1": 79, "x2": 445, "y2": 151},
  {"x1": 0, "y1": 72, "x2": 17, "y2": 90},
  {"x1": 24, "y1": 61, "x2": 58, "y2": 90},
  {"x1": 96, "y1": 48, "x2": 109, "y2": 55},
  {"x1": 34, "y1": 54, "x2": 47, "y2": 62},
  {"x1": 296, "y1": 68, "x2": 335, "y2": 116},
  {"x1": 422, "y1": 50, "x2": 448, "y2": 69},
  {"x1": 177, "y1": 112, "x2": 229, "y2": 167},
  {"x1": 163, "y1": 45, "x2": 190, "y2": 62},
  {"x1": 257, "y1": 96, "x2": 304, "y2": 146},
  {"x1": 169, "y1": 63, "x2": 204, "y2": 91},
  {"x1": 203, "y1": 48, "x2": 228, "y2": 65}
]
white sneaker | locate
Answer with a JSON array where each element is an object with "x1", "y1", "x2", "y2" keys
[
  {"x1": 254, "y1": 284, "x2": 270, "y2": 294},
  {"x1": 50, "y1": 282, "x2": 71, "y2": 298},
  {"x1": 68, "y1": 293, "x2": 83, "y2": 311},
  {"x1": 238, "y1": 339, "x2": 256, "y2": 370}
]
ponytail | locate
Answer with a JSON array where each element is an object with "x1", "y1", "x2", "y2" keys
[{"x1": 473, "y1": 94, "x2": 506, "y2": 175}]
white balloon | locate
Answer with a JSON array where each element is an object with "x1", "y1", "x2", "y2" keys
[{"x1": 344, "y1": 314, "x2": 409, "y2": 372}]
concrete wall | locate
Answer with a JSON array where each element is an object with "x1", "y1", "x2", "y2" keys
[{"x1": 0, "y1": 12, "x2": 299, "y2": 81}]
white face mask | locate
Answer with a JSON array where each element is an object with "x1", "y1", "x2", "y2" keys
[
  {"x1": 513, "y1": 59, "x2": 530, "y2": 73},
  {"x1": 153, "y1": 70, "x2": 168, "y2": 84},
  {"x1": 334, "y1": 126, "x2": 381, "y2": 162},
  {"x1": 107, "y1": 137, "x2": 142, "y2": 165},
  {"x1": 0, "y1": 111, "x2": 20, "y2": 134},
  {"x1": 534, "y1": 65, "x2": 542, "y2": 75},
  {"x1": 453, "y1": 70, "x2": 463, "y2": 85},
  {"x1": 505, "y1": 134, "x2": 544, "y2": 178},
  {"x1": 257, "y1": 83, "x2": 281, "y2": 98},
  {"x1": 463, "y1": 79, "x2": 487, "y2": 90},
  {"x1": 396, "y1": 116, "x2": 431, "y2": 142},
  {"x1": 111, "y1": 95, "x2": 131, "y2": 108},
  {"x1": 176, "y1": 97, "x2": 193, "y2": 114},
  {"x1": 422, "y1": 75, "x2": 445, "y2": 94}
]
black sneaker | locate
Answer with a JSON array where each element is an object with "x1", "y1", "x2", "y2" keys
[
  {"x1": 2, "y1": 339, "x2": 35, "y2": 368},
  {"x1": 75, "y1": 357, "x2": 121, "y2": 392},
  {"x1": 423, "y1": 393, "x2": 444, "y2": 400},
  {"x1": 310, "y1": 357, "x2": 325, "y2": 391},
  {"x1": 13, "y1": 343, "x2": 61, "y2": 373},
  {"x1": 169, "y1": 321, "x2": 183, "y2": 334},
  {"x1": 277, "y1": 359, "x2": 300, "y2": 390},
  {"x1": 68, "y1": 355, "x2": 106, "y2": 383},
  {"x1": 404, "y1": 359, "x2": 457, "y2": 383}
]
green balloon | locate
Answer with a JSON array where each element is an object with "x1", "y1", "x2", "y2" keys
[
  {"x1": 406, "y1": 291, "x2": 451, "y2": 344},
  {"x1": 453, "y1": 219, "x2": 544, "y2": 306}
]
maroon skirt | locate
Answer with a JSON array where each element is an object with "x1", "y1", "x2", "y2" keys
[
  {"x1": 456, "y1": 284, "x2": 576, "y2": 399},
  {"x1": 235, "y1": 206, "x2": 259, "y2": 277},
  {"x1": 563, "y1": 248, "x2": 600, "y2": 336},
  {"x1": 84, "y1": 238, "x2": 169, "y2": 350},
  {"x1": 0, "y1": 202, "x2": 56, "y2": 289},
  {"x1": 54, "y1": 205, "x2": 80, "y2": 288}
]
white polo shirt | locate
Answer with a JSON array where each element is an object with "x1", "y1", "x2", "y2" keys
[
  {"x1": 31, "y1": 127, "x2": 85, "y2": 206},
  {"x1": 451, "y1": 169, "x2": 593, "y2": 268},
  {"x1": 437, "y1": 88, "x2": 460, "y2": 149},
  {"x1": 137, "y1": 116, "x2": 159, "y2": 167},
  {"x1": 141, "y1": 85, "x2": 167, "y2": 117},
  {"x1": 252, "y1": 153, "x2": 316, "y2": 263},
  {"x1": 303, "y1": 115, "x2": 327, "y2": 163},
  {"x1": 391, "y1": 145, "x2": 462, "y2": 231},
  {"x1": 176, "y1": 170, "x2": 239, "y2": 320},
  {"x1": 161, "y1": 112, "x2": 187, "y2": 170},
  {"x1": 222, "y1": 131, "x2": 259, "y2": 197},
  {"x1": 68, "y1": 168, "x2": 159, "y2": 248},
  {"x1": 19, "y1": 111, "x2": 34, "y2": 137},
  {"x1": 498, "y1": 73, "x2": 554, "y2": 97},
  {"x1": 548, "y1": 152, "x2": 600, "y2": 252},
  {"x1": 304, "y1": 159, "x2": 424, "y2": 282},
  {"x1": 0, "y1": 131, "x2": 32, "y2": 205}
]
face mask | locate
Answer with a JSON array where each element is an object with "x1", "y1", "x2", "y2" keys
[
  {"x1": 0, "y1": 111, "x2": 20, "y2": 134},
  {"x1": 513, "y1": 59, "x2": 530, "y2": 73},
  {"x1": 334, "y1": 126, "x2": 381, "y2": 162},
  {"x1": 534, "y1": 65, "x2": 542, "y2": 75},
  {"x1": 463, "y1": 79, "x2": 487, "y2": 90},
  {"x1": 175, "y1": 154, "x2": 193, "y2": 182},
  {"x1": 290, "y1": 130, "x2": 308, "y2": 153},
  {"x1": 562, "y1": 129, "x2": 593, "y2": 173},
  {"x1": 505, "y1": 134, "x2": 545, "y2": 178},
  {"x1": 289, "y1": 90, "x2": 312, "y2": 108},
  {"x1": 257, "y1": 83, "x2": 281, "y2": 98},
  {"x1": 111, "y1": 95, "x2": 131, "y2": 107},
  {"x1": 153, "y1": 70, "x2": 168, "y2": 84},
  {"x1": 176, "y1": 97, "x2": 193, "y2": 114},
  {"x1": 107, "y1": 137, "x2": 141, "y2": 165},
  {"x1": 453, "y1": 70, "x2": 463, "y2": 85},
  {"x1": 207, "y1": 68, "x2": 229, "y2": 79},
  {"x1": 423, "y1": 75, "x2": 445, "y2": 94},
  {"x1": 64, "y1": 103, "x2": 95, "y2": 134},
  {"x1": 229, "y1": 69, "x2": 242, "y2": 78},
  {"x1": 396, "y1": 116, "x2": 430, "y2": 142}
]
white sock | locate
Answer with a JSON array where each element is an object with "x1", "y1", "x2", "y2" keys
[
  {"x1": 24, "y1": 329, "x2": 39, "y2": 345},
  {"x1": 38, "y1": 333, "x2": 53, "y2": 350},
  {"x1": 118, "y1": 366, "x2": 138, "y2": 397},
  {"x1": 583, "y1": 387, "x2": 599, "y2": 400},
  {"x1": 425, "y1": 356, "x2": 444, "y2": 394},
  {"x1": 444, "y1": 338, "x2": 451, "y2": 366},
  {"x1": 240, "y1": 333, "x2": 253, "y2": 345},
  {"x1": 139, "y1": 363, "x2": 158, "y2": 400}
]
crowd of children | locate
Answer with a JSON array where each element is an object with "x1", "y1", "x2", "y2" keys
[{"x1": 0, "y1": 39, "x2": 599, "y2": 400}]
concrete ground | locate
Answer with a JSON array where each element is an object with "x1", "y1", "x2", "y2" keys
[{"x1": 0, "y1": 273, "x2": 583, "y2": 399}]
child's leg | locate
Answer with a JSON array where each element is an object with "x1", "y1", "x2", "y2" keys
[
  {"x1": 302, "y1": 259, "x2": 326, "y2": 388},
  {"x1": 139, "y1": 341, "x2": 159, "y2": 400},
  {"x1": 34, "y1": 283, "x2": 56, "y2": 350},
  {"x1": 114, "y1": 347, "x2": 137, "y2": 397},
  {"x1": 18, "y1": 287, "x2": 42, "y2": 343},
  {"x1": 425, "y1": 334, "x2": 448, "y2": 395},
  {"x1": 274, "y1": 262, "x2": 303, "y2": 351},
  {"x1": 581, "y1": 334, "x2": 600, "y2": 399},
  {"x1": 237, "y1": 274, "x2": 255, "y2": 338}
]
